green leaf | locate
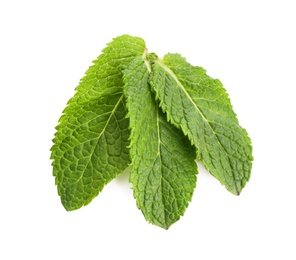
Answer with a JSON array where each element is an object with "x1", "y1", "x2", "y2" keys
[
  {"x1": 50, "y1": 35, "x2": 146, "y2": 210},
  {"x1": 123, "y1": 55, "x2": 198, "y2": 229},
  {"x1": 149, "y1": 53, "x2": 253, "y2": 195}
]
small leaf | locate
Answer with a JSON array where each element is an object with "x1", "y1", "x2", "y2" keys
[
  {"x1": 150, "y1": 53, "x2": 253, "y2": 195},
  {"x1": 50, "y1": 35, "x2": 146, "y2": 210},
  {"x1": 123, "y1": 56, "x2": 197, "y2": 229}
]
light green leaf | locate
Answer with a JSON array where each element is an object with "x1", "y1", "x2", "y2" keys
[
  {"x1": 150, "y1": 53, "x2": 253, "y2": 195},
  {"x1": 123, "y1": 55, "x2": 197, "y2": 229},
  {"x1": 50, "y1": 35, "x2": 146, "y2": 211}
]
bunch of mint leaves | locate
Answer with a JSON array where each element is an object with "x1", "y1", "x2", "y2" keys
[{"x1": 50, "y1": 35, "x2": 253, "y2": 229}]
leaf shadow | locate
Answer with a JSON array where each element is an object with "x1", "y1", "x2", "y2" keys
[{"x1": 115, "y1": 165, "x2": 131, "y2": 185}]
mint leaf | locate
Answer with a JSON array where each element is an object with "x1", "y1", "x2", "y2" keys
[
  {"x1": 51, "y1": 34, "x2": 253, "y2": 229},
  {"x1": 150, "y1": 53, "x2": 253, "y2": 195},
  {"x1": 50, "y1": 35, "x2": 146, "y2": 210},
  {"x1": 123, "y1": 55, "x2": 197, "y2": 229}
]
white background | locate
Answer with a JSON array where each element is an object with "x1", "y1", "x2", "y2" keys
[{"x1": 1, "y1": 0, "x2": 295, "y2": 259}]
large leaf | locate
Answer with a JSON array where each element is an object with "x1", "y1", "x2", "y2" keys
[
  {"x1": 50, "y1": 35, "x2": 146, "y2": 210},
  {"x1": 150, "y1": 53, "x2": 253, "y2": 195},
  {"x1": 123, "y1": 55, "x2": 197, "y2": 229}
]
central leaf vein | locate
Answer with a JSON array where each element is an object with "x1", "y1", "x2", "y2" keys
[{"x1": 74, "y1": 94, "x2": 124, "y2": 184}]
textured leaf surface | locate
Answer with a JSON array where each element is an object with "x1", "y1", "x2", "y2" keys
[
  {"x1": 123, "y1": 56, "x2": 197, "y2": 229},
  {"x1": 150, "y1": 53, "x2": 253, "y2": 195},
  {"x1": 51, "y1": 35, "x2": 146, "y2": 210}
]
